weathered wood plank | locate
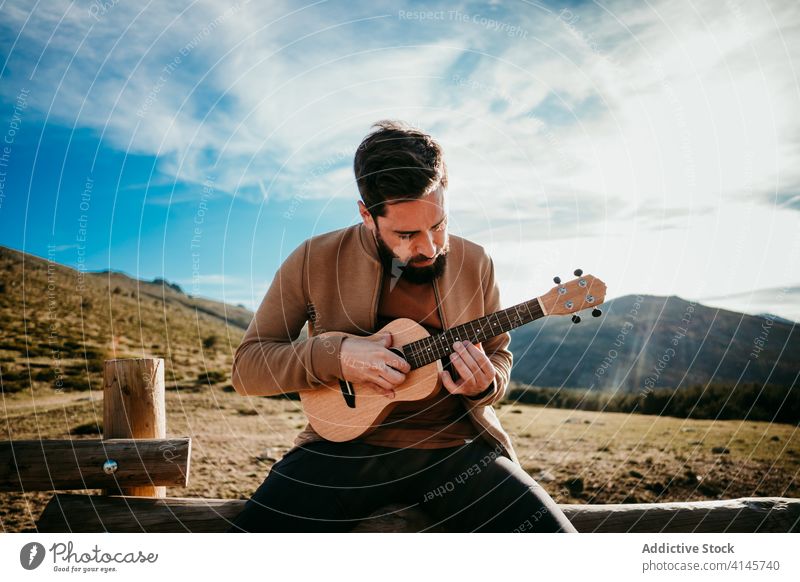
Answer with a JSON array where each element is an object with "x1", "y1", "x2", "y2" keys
[
  {"x1": 37, "y1": 494, "x2": 243, "y2": 533},
  {"x1": 35, "y1": 494, "x2": 800, "y2": 533},
  {"x1": 0, "y1": 439, "x2": 191, "y2": 491},
  {"x1": 560, "y1": 497, "x2": 800, "y2": 533},
  {"x1": 104, "y1": 358, "x2": 166, "y2": 497}
]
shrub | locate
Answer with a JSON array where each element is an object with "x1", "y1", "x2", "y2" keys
[
  {"x1": 506, "y1": 382, "x2": 799, "y2": 424},
  {"x1": 197, "y1": 370, "x2": 226, "y2": 384},
  {"x1": 86, "y1": 358, "x2": 106, "y2": 373},
  {"x1": 0, "y1": 381, "x2": 27, "y2": 394},
  {"x1": 70, "y1": 422, "x2": 103, "y2": 435},
  {"x1": 33, "y1": 370, "x2": 52, "y2": 382}
]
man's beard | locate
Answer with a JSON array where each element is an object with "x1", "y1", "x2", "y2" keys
[{"x1": 374, "y1": 228, "x2": 448, "y2": 285}]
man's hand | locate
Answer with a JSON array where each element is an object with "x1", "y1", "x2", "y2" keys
[
  {"x1": 440, "y1": 340, "x2": 496, "y2": 397},
  {"x1": 339, "y1": 332, "x2": 411, "y2": 399}
]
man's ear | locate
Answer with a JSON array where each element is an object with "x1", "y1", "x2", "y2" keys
[{"x1": 358, "y1": 201, "x2": 376, "y2": 233}]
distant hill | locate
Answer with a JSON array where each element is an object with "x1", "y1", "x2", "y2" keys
[
  {"x1": 0, "y1": 245, "x2": 254, "y2": 393},
  {"x1": 700, "y1": 285, "x2": 800, "y2": 323},
  {"x1": 509, "y1": 294, "x2": 799, "y2": 391},
  {"x1": 756, "y1": 313, "x2": 796, "y2": 326},
  {"x1": 2, "y1": 245, "x2": 797, "y2": 398}
]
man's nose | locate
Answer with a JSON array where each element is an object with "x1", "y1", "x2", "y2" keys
[{"x1": 415, "y1": 231, "x2": 437, "y2": 259}]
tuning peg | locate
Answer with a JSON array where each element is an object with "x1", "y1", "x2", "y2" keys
[
  {"x1": 553, "y1": 276, "x2": 561, "y2": 284},
  {"x1": 574, "y1": 268, "x2": 583, "y2": 277},
  {"x1": 571, "y1": 314, "x2": 581, "y2": 324},
  {"x1": 592, "y1": 308, "x2": 602, "y2": 317}
]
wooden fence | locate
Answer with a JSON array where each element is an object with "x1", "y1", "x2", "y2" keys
[{"x1": 2, "y1": 357, "x2": 798, "y2": 533}]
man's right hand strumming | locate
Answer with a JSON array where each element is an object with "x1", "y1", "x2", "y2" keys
[{"x1": 339, "y1": 332, "x2": 410, "y2": 399}]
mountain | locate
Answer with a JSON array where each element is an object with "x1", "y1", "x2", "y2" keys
[
  {"x1": 509, "y1": 294, "x2": 799, "y2": 391},
  {"x1": 756, "y1": 313, "x2": 796, "y2": 326},
  {"x1": 2, "y1": 244, "x2": 797, "y2": 396},
  {"x1": 0, "y1": 245, "x2": 253, "y2": 393},
  {"x1": 698, "y1": 285, "x2": 800, "y2": 323}
]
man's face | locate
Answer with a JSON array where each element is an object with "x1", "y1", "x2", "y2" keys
[{"x1": 358, "y1": 185, "x2": 449, "y2": 285}]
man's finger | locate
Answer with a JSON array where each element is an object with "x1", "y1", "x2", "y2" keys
[
  {"x1": 370, "y1": 373, "x2": 396, "y2": 392},
  {"x1": 463, "y1": 341, "x2": 492, "y2": 375},
  {"x1": 449, "y1": 349, "x2": 476, "y2": 384},
  {"x1": 440, "y1": 370, "x2": 460, "y2": 394},
  {"x1": 364, "y1": 381, "x2": 395, "y2": 399},
  {"x1": 452, "y1": 342, "x2": 479, "y2": 378},
  {"x1": 379, "y1": 364, "x2": 405, "y2": 386},
  {"x1": 383, "y1": 351, "x2": 411, "y2": 373}
]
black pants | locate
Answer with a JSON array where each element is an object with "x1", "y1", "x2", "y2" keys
[{"x1": 226, "y1": 438, "x2": 577, "y2": 533}]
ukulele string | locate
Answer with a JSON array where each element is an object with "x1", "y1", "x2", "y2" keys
[
  {"x1": 403, "y1": 302, "x2": 540, "y2": 368},
  {"x1": 404, "y1": 311, "x2": 508, "y2": 366}
]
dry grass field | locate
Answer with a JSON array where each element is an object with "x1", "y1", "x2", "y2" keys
[{"x1": 2, "y1": 382, "x2": 797, "y2": 532}]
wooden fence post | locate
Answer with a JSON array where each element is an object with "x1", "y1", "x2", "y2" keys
[{"x1": 103, "y1": 358, "x2": 166, "y2": 497}]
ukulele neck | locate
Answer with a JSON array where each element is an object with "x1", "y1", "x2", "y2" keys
[{"x1": 400, "y1": 297, "x2": 544, "y2": 370}]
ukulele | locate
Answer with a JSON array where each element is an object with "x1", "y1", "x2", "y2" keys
[{"x1": 300, "y1": 269, "x2": 607, "y2": 441}]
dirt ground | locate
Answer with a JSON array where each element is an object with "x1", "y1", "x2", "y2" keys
[{"x1": 2, "y1": 385, "x2": 798, "y2": 532}]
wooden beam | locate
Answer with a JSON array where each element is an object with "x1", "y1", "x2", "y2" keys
[
  {"x1": 104, "y1": 358, "x2": 166, "y2": 497},
  {"x1": 560, "y1": 497, "x2": 800, "y2": 533},
  {"x1": 35, "y1": 494, "x2": 800, "y2": 533},
  {"x1": 0, "y1": 439, "x2": 191, "y2": 492},
  {"x1": 36, "y1": 494, "x2": 243, "y2": 533}
]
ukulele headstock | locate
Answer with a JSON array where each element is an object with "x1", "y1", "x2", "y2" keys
[{"x1": 539, "y1": 269, "x2": 607, "y2": 322}]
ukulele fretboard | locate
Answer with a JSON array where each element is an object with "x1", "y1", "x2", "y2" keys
[{"x1": 400, "y1": 297, "x2": 543, "y2": 370}]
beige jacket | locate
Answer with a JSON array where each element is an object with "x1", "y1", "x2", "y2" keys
[{"x1": 231, "y1": 222, "x2": 520, "y2": 465}]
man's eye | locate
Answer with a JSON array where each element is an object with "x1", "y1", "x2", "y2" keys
[{"x1": 399, "y1": 234, "x2": 412, "y2": 240}]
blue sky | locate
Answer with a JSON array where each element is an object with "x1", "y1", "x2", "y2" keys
[{"x1": 0, "y1": 0, "x2": 798, "y2": 319}]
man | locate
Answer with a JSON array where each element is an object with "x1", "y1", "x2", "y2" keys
[{"x1": 227, "y1": 120, "x2": 576, "y2": 533}]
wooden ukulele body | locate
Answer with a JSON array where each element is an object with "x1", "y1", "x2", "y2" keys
[
  {"x1": 297, "y1": 272, "x2": 607, "y2": 442},
  {"x1": 299, "y1": 318, "x2": 443, "y2": 442}
]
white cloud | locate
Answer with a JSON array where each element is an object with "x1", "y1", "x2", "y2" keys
[
  {"x1": 3, "y1": 0, "x2": 799, "y2": 317},
  {"x1": 4, "y1": 0, "x2": 798, "y2": 218}
]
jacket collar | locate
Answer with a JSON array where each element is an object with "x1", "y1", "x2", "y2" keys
[{"x1": 357, "y1": 222, "x2": 382, "y2": 263}]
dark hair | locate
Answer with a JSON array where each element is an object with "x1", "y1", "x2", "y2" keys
[{"x1": 353, "y1": 120, "x2": 448, "y2": 218}]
